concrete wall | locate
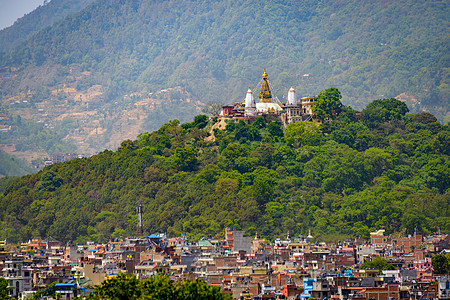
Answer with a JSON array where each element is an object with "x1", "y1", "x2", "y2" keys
[{"x1": 232, "y1": 231, "x2": 252, "y2": 254}]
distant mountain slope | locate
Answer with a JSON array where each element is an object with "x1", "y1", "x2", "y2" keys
[
  {"x1": 0, "y1": 0, "x2": 96, "y2": 53},
  {"x1": 0, "y1": 0, "x2": 448, "y2": 157},
  {"x1": 0, "y1": 151, "x2": 35, "y2": 177}
]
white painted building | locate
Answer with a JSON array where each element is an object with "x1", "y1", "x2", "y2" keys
[{"x1": 2, "y1": 258, "x2": 32, "y2": 298}]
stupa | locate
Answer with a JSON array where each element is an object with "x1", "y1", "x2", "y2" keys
[{"x1": 255, "y1": 69, "x2": 283, "y2": 114}]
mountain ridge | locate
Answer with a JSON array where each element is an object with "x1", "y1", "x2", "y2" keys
[
  {"x1": 0, "y1": 0, "x2": 96, "y2": 53},
  {"x1": 0, "y1": 0, "x2": 448, "y2": 163}
]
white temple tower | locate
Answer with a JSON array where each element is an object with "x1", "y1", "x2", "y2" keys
[
  {"x1": 287, "y1": 86, "x2": 297, "y2": 105},
  {"x1": 285, "y1": 86, "x2": 302, "y2": 124},
  {"x1": 244, "y1": 88, "x2": 256, "y2": 117}
]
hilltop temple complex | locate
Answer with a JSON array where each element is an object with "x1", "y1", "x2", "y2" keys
[{"x1": 221, "y1": 69, "x2": 315, "y2": 126}]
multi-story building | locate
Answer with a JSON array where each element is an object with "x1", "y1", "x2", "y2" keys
[{"x1": 2, "y1": 257, "x2": 32, "y2": 298}]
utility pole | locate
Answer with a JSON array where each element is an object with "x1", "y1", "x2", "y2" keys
[{"x1": 137, "y1": 200, "x2": 143, "y2": 236}]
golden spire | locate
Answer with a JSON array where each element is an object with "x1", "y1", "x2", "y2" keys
[{"x1": 259, "y1": 68, "x2": 272, "y2": 103}]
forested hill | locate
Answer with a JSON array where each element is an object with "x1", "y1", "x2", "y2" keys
[
  {"x1": 0, "y1": 96, "x2": 448, "y2": 244},
  {"x1": 0, "y1": 151, "x2": 35, "y2": 177},
  {"x1": 0, "y1": 0, "x2": 95, "y2": 52}
]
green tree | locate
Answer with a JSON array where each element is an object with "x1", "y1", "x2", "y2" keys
[
  {"x1": 361, "y1": 98, "x2": 409, "y2": 128},
  {"x1": 312, "y1": 88, "x2": 343, "y2": 122},
  {"x1": 285, "y1": 121, "x2": 323, "y2": 147},
  {"x1": 0, "y1": 277, "x2": 12, "y2": 300},
  {"x1": 419, "y1": 158, "x2": 450, "y2": 193},
  {"x1": 95, "y1": 272, "x2": 141, "y2": 300},
  {"x1": 196, "y1": 164, "x2": 222, "y2": 184},
  {"x1": 330, "y1": 122, "x2": 369, "y2": 149},
  {"x1": 171, "y1": 147, "x2": 198, "y2": 171},
  {"x1": 360, "y1": 256, "x2": 395, "y2": 271},
  {"x1": 119, "y1": 139, "x2": 138, "y2": 151},
  {"x1": 412, "y1": 112, "x2": 438, "y2": 124},
  {"x1": 433, "y1": 131, "x2": 450, "y2": 156},
  {"x1": 92, "y1": 272, "x2": 232, "y2": 300},
  {"x1": 252, "y1": 177, "x2": 274, "y2": 207},
  {"x1": 215, "y1": 178, "x2": 239, "y2": 197},
  {"x1": 364, "y1": 148, "x2": 393, "y2": 177},
  {"x1": 219, "y1": 143, "x2": 248, "y2": 170},
  {"x1": 33, "y1": 282, "x2": 58, "y2": 299},
  {"x1": 36, "y1": 171, "x2": 63, "y2": 192},
  {"x1": 267, "y1": 122, "x2": 283, "y2": 138},
  {"x1": 251, "y1": 144, "x2": 275, "y2": 168},
  {"x1": 432, "y1": 254, "x2": 450, "y2": 275},
  {"x1": 234, "y1": 121, "x2": 252, "y2": 141},
  {"x1": 252, "y1": 116, "x2": 266, "y2": 129},
  {"x1": 179, "y1": 278, "x2": 230, "y2": 300},
  {"x1": 139, "y1": 273, "x2": 179, "y2": 300},
  {"x1": 193, "y1": 115, "x2": 208, "y2": 129}
]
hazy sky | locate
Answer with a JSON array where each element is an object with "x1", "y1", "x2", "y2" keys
[{"x1": 0, "y1": 0, "x2": 43, "y2": 30}]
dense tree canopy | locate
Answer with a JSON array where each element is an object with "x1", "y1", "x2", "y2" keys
[
  {"x1": 0, "y1": 278, "x2": 13, "y2": 300},
  {"x1": 90, "y1": 272, "x2": 231, "y2": 300},
  {"x1": 0, "y1": 97, "x2": 449, "y2": 243},
  {"x1": 432, "y1": 253, "x2": 450, "y2": 275},
  {"x1": 360, "y1": 257, "x2": 395, "y2": 271},
  {"x1": 360, "y1": 98, "x2": 409, "y2": 128},
  {"x1": 312, "y1": 88, "x2": 343, "y2": 122}
]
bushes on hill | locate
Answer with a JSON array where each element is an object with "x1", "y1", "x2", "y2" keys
[{"x1": 0, "y1": 96, "x2": 449, "y2": 243}]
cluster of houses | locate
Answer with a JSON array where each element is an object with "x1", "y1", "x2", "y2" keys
[
  {"x1": 41, "y1": 153, "x2": 84, "y2": 168},
  {"x1": 1, "y1": 229, "x2": 450, "y2": 299},
  {"x1": 0, "y1": 112, "x2": 11, "y2": 133}
]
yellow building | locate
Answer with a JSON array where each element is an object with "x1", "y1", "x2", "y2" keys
[{"x1": 301, "y1": 96, "x2": 315, "y2": 115}]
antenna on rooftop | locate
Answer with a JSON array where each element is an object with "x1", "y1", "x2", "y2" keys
[{"x1": 137, "y1": 200, "x2": 144, "y2": 236}]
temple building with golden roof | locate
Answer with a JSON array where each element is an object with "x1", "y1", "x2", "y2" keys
[
  {"x1": 220, "y1": 69, "x2": 314, "y2": 125},
  {"x1": 255, "y1": 69, "x2": 283, "y2": 115}
]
